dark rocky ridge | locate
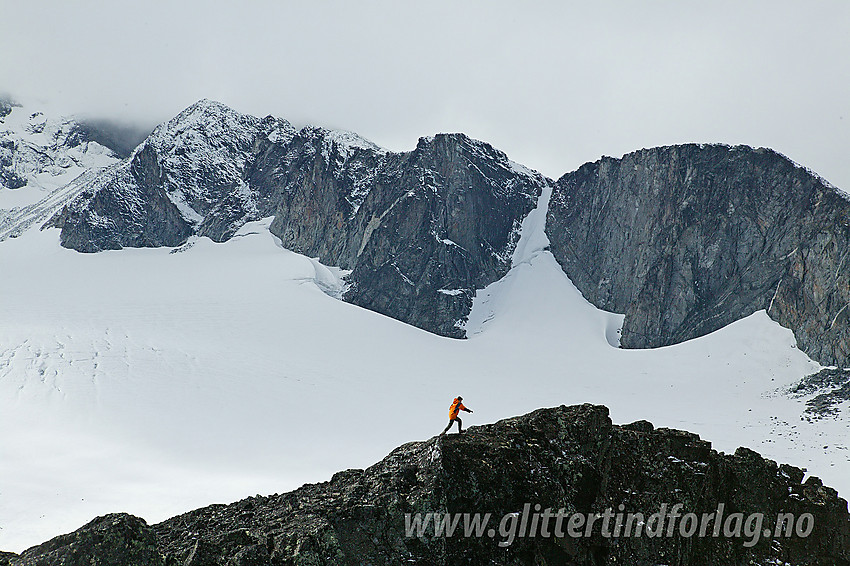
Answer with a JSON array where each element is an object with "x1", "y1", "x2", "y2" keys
[
  {"x1": 547, "y1": 144, "x2": 850, "y2": 367},
  {"x1": 54, "y1": 100, "x2": 545, "y2": 336},
  {"x1": 6, "y1": 404, "x2": 849, "y2": 565}
]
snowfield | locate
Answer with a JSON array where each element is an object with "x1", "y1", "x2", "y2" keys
[{"x1": 0, "y1": 187, "x2": 847, "y2": 553}]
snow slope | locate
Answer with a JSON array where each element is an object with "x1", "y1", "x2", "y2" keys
[{"x1": 0, "y1": 188, "x2": 847, "y2": 553}]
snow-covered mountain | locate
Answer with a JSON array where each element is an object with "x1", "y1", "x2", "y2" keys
[
  {"x1": 0, "y1": 99, "x2": 121, "y2": 240},
  {"x1": 1, "y1": 99, "x2": 848, "y2": 554},
  {"x1": 47, "y1": 100, "x2": 850, "y2": 364},
  {"x1": 53, "y1": 99, "x2": 547, "y2": 337}
]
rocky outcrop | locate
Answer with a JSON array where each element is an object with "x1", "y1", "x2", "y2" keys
[
  {"x1": 10, "y1": 514, "x2": 162, "y2": 566},
  {"x1": 7, "y1": 404, "x2": 849, "y2": 565},
  {"x1": 54, "y1": 100, "x2": 544, "y2": 336},
  {"x1": 0, "y1": 99, "x2": 13, "y2": 119},
  {"x1": 547, "y1": 144, "x2": 850, "y2": 367},
  {"x1": 49, "y1": 104, "x2": 850, "y2": 350},
  {"x1": 791, "y1": 367, "x2": 850, "y2": 419},
  {"x1": 265, "y1": 132, "x2": 542, "y2": 337},
  {"x1": 340, "y1": 135, "x2": 542, "y2": 337},
  {"x1": 1, "y1": 102, "x2": 122, "y2": 242}
]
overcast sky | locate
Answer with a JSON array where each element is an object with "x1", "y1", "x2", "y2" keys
[{"x1": 2, "y1": 1, "x2": 848, "y2": 187}]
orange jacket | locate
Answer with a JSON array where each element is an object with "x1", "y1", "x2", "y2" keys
[{"x1": 449, "y1": 397, "x2": 468, "y2": 419}]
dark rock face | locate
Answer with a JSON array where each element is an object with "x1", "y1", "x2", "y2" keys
[
  {"x1": 0, "y1": 137, "x2": 27, "y2": 190},
  {"x1": 340, "y1": 135, "x2": 542, "y2": 337},
  {"x1": 262, "y1": 130, "x2": 546, "y2": 337},
  {"x1": 263, "y1": 132, "x2": 542, "y2": 336},
  {"x1": 10, "y1": 514, "x2": 162, "y2": 566},
  {"x1": 56, "y1": 100, "x2": 544, "y2": 335},
  {"x1": 53, "y1": 105, "x2": 850, "y2": 348},
  {"x1": 547, "y1": 144, "x2": 850, "y2": 366},
  {"x1": 10, "y1": 405, "x2": 849, "y2": 565},
  {"x1": 0, "y1": 100, "x2": 13, "y2": 119}
]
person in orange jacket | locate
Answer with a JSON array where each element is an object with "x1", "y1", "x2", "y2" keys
[{"x1": 440, "y1": 396, "x2": 473, "y2": 435}]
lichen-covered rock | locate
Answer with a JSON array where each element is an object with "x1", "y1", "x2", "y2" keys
[
  {"x1": 546, "y1": 144, "x2": 850, "y2": 367},
  {"x1": 11, "y1": 513, "x2": 162, "y2": 566},
  {"x1": 13, "y1": 405, "x2": 848, "y2": 565}
]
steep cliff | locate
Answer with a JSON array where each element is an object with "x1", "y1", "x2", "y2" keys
[
  {"x1": 6, "y1": 404, "x2": 849, "y2": 565},
  {"x1": 338, "y1": 135, "x2": 543, "y2": 337},
  {"x1": 546, "y1": 144, "x2": 850, "y2": 367}
]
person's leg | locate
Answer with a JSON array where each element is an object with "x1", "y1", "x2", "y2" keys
[
  {"x1": 455, "y1": 417, "x2": 463, "y2": 433},
  {"x1": 441, "y1": 419, "x2": 454, "y2": 435}
]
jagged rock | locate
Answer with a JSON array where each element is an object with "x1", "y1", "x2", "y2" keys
[
  {"x1": 546, "y1": 144, "x2": 850, "y2": 367},
  {"x1": 12, "y1": 405, "x2": 849, "y2": 565},
  {"x1": 257, "y1": 124, "x2": 389, "y2": 267},
  {"x1": 49, "y1": 104, "x2": 850, "y2": 349},
  {"x1": 10, "y1": 513, "x2": 162, "y2": 566},
  {"x1": 340, "y1": 134, "x2": 543, "y2": 337},
  {"x1": 1, "y1": 102, "x2": 122, "y2": 242},
  {"x1": 54, "y1": 100, "x2": 283, "y2": 250},
  {"x1": 790, "y1": 367, "x2": 850, "y2": 419},
  {"x1": 0, "y1": 99, "x2": 14, "y2": 119}
]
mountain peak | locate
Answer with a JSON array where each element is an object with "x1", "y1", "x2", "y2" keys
[{"x1": 144, "y1": 99, "x2": 262, "y2": 150}]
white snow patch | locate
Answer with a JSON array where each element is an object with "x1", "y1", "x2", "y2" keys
[
  {"x1": 323, "y1": 129, "x2": 387, "y2": 160},
  {"x1": 437, "y1": 289, "x2": 466, "y2": 296},
  {"x1": 166, "y1": 190, "x2": 204, "y2": 225}
]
